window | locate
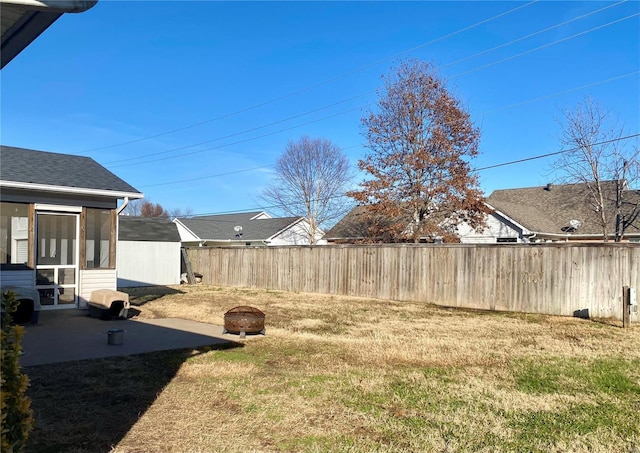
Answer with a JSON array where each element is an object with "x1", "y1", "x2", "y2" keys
[
  {"x1": 85, "y1": 208, "x2": 113, "y2": 269},
  {"x1": 0, "y1": 202, "x2": 29, "y2": 265},
  {"x1": 497, "y1": 237, "x2": 517, "y2": 243}
]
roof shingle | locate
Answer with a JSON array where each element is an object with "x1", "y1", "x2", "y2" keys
[{"x1": 0, "y1": 145, "x2": 141, "y2": 195}]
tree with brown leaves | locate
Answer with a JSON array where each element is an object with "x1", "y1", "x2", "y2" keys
[
  {"x1": 349, "y1": 60, "x2": 489, "y2": 243},
  {"x1": 121, "y1": 199, "x2": 170, "y2": 218}
]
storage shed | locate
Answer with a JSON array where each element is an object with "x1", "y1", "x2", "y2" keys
[{"x1": 116, "y1": 216, "x2": 181, "y2": 288}]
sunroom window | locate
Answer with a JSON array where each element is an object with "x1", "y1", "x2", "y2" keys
[{"x1": 0, "y1": 202, "x2": 29, "y2": 265}]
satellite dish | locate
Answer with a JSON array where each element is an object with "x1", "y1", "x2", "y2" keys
[
  {"x1": 234, "y1": 225, "x2": 243, "y2": 232},
  {"x1": 569, "y1": 220, "x2": 582, "y2": 229}
]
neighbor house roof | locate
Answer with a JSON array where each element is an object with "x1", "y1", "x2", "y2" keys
[
  {"x1": 175, "y1": 212, "x2": 305, "y2": 243},
  {"x1": 1, "y1": 0, "x2": 97, "y2": 68},
  {"x1": 326, "y1": 181, "x2": 640, "y2": 242},
  {"x1": 0, "y1": 145, "x2": 142, "y2": 198},
  {"x1": 118, "y1": 216, "x2": 181, "y2": 242},
  {"x1": 323, "y1": 206, "x2": 369, "y2": 242},
  {"x1": 486, "y1": 181, "x2": 640, "y2": 238}
]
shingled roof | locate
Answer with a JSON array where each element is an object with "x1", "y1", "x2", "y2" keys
[
  {"x1": 487, "y1": 181, "x2": 640, "y2": 238},
  {"x1": 326, "y1": 181, "x2": 640, "y2": 243},
  {"x1": 0, "y1": 145, "x2": 141, "y2": 197},
  {"x1": 118, "y1": 216, "x2": 181, "y2": 242},
  {"x1": 175, "y1": 212, "x2": 305, "y2": 242}
]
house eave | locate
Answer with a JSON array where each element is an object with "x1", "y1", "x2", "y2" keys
[
  {"x1": 1, "y1": 0, "x2": 98, "y2": 68},
  {"x1": 0, "y1": 180, "x2": 143, "y2": 200},
  {"x1": 526, "y1": 231, "x2": 640, "y2": 241}
]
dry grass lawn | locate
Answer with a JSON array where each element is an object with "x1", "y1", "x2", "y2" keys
[{"x1": 24, "y1": 285, "x2": 640, "y2": 453}]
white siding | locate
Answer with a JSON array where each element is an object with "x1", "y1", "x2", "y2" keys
[
  {"x1": 457, "y1": 213, "x2": 525, "y2": 244},
  {"x1": 174, "y1": 220, "x2": 201, "y2": 243},
  {"x1": 79, "y1": 269, "x2": 117, "y2": 308},
  {"x1": 270, "y1": 220, "x2": 325, "y2": 246},
  {"x1": 0, "y1": 269, "x2": 35, "y2": 289},
  {"x1": 116, "y1": 241, "x2": 181, "y2": 287}
]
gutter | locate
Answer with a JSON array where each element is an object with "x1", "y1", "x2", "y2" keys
[
  {"x1": 1, "y1": 0, "x2": 98, "y2": 13},
  {"x1": 0, "y1": 180, "x2": 143, "y2": 199}
]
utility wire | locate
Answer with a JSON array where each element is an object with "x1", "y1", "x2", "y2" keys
[
  {"x1": 110, "y1": 104, "x2": 369, "y2": 169},
  {"x1": 126, "y1": 68, "x2": 638, "y2": 180},
  {"x1": 83, "y1": 1, "x2": 540, "y2": 153},
  {"x1": 105, "y1": 8, "x2": 635, "y2": 169},
  {"x1": 452, "y1": 12, "x2": 639, "y2": 79},
  {"x1": 156, "y1": 134, "x2": 640, "y2": 217},
  {"x1": 104, "y1": 92, "x2": 371, "y2": 165}
]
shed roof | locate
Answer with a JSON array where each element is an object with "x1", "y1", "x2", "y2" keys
[
  {"x1": 0, "y1": 145, "x2": 142, "y2": 198},
  {"x1": 119, "y1": 216, "x2": 181, "y2": 242}
]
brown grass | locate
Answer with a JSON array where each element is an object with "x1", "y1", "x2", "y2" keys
[{"x1": 24, "y1": 285, "x2": 640, "y2": 453}]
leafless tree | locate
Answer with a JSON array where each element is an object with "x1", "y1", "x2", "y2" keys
[
  {"x1": 169, "y1": 207, "x2": 195, "y2": 219},
  {"x1": 119, "y1": 199, "x2": 170, "y2": 219},
  {"x1": 261, "y1": 135, "x2": 353, "y2": 244},
  {"x1": 348, "y1": 59, "x2": 489, "y2": 243},
  {"x1": 554, "y1": 97, "x2": 640, "y2": 242}
]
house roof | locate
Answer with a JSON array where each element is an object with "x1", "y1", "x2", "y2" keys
[
  {"x1": 0, "y1": 145, "x2": 142, "y2": 198},
  {"x1": 118, "y1": 216, "x2": 181, "y2": 242},
  {"x1": 327, "y1": 181, "x2": 640, "y2": 242},
  {"x1": 323, "y1": 206, "x2": 369, "y2": 241},
  {"x1": 487, "y1": 181, "x2": 640, "y2": 238},
  {"x1": 175, "y1": 212, "x2": 305, "y2": 242},
  {"x1": 1, "y1": 0, "x2": 97, "y2": 69}
]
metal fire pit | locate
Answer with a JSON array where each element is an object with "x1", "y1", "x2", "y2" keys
[{"x1": 223, "y1": 306, "x2": 266, "y2": 336}]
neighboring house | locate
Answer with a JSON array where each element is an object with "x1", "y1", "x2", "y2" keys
[
  {"x1": 1, "y1": 0, "x2": 97, "y2": 68},
  {"x1": 174, "y1": 211, "x2": 326, "y2": 247},
  {"x1": 474, "y1": 181, "x2": 640, "y2": 243},
  {"x1": 326, "y1": 181, "x2": 640, "y2": 244},
  {"x1": 0, "y1": 145, "x2": 143, "y2": 309},
  {"x1": 116, "y1": 216, "x2": 181, "y2": 288}
]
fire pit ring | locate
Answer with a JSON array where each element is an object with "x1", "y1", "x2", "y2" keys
[{"x1": 223, "y1": 306, "x2": 266, "y2": 336}]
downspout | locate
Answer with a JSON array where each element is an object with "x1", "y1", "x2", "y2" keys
[{"x1": 116, "y1": 196, "x2": 129, "y2": 215}]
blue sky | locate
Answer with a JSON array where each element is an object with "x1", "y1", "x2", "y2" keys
[{"x1": 1, "y1": 1, "x2": 638, "y2": 219}]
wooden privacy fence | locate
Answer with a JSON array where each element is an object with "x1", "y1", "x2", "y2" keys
[{"x1": 186, "y1": 243, "x2": 640, "y2": 322}]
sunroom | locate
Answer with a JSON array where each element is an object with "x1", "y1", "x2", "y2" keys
[{"x1": 0, "y1": 145, "x2": 143, "y2": 310}]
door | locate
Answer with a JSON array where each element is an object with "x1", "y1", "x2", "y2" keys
[{"x1": 35, "y1": 212, "x2": 79, "y2": 308}]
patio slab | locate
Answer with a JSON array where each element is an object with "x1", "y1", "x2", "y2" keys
[{"x1": 19, "y1": 310, "x2": 251, "y2": 367}]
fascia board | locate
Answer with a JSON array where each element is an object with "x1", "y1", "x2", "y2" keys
[
  {"x1": 172, "y1": 218, "x2": 201, "y2": 242},
  {"x1": 266, "y1": 217, "x2": 307, "y2": 241},
  {"x1": 485, "y1": 203, "x2": 532, "y2": 235},
  {"x1": 0, "y1": 180, "x2": 143, "y2": 200}
]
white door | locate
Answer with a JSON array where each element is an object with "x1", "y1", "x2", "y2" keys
[{"x1": 35, "y1": 212, "x2": 79, "y2": 309}]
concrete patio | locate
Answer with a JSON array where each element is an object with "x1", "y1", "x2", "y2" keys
[{"x1": 19, "y1": 309, "x2": 248, "y2": 367}]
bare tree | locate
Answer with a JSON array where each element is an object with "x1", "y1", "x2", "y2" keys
[
  {"x1": 120, "y1": 199, "x2": 170, "y2": 219},
  {"x1": 261, "y1": 135, "x2": 353, "y2": 244},
  {"x1": 554, "y1": 97, "x2": 640, "y2": 242},
  {"x1": 170, "y1": 207, "x2": 194, "y2": 219},
  {"x1": 348, "y1": 59, "x2": 489, "y2": 243},
  {"x1": 120, "y1": 199, "x2": 142, "y2": 216}
]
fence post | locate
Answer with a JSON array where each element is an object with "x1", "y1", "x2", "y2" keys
[{"x1": 623, "y1": 286, "x2": 630, "y2": 328}]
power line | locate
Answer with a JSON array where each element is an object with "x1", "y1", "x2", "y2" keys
[
  {"x1": 83, "y1": 1, "x2": 540, "y2": 153},
  {"x1": 104, "y1": 92, "x2": 371, "y2": 165},
  {"x1": 110, "y1": 104, "x2": 369, "y2": 169},
  {"x1": 106, "y1": 6, "x2": 635, "y2": 170},
  {"x1": 452, "y1": 12, "x2": 639, "y2": 79},
  {"x1": 165, "y1": 134, "x2": 640, "y2": 218},
  {"x1": 129, "y1": 69, "x2": 638, "y2": 185}
]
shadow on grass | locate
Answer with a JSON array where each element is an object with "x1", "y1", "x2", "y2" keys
[
  {"x1": 120, "y1": 285, "x2": 185, "y2": 307},
  {"x1": 24, "y1": 343, "x2": 241, "y2": 453}
]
